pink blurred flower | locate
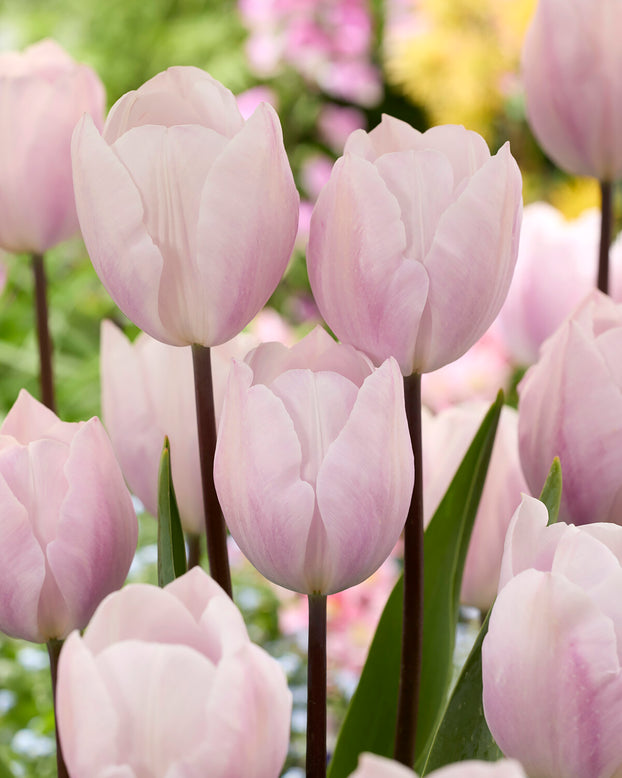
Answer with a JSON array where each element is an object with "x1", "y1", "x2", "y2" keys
[
  {"x1": 518, "y1": 290, "x2": 622, "y2": 526},
  {"x1": 0, "y1": 39, "x2": 105, "y2": 254},
  {"x1": 308, "y1": 116, "x2": 523, "y2": 375},
  {"x1": 72, "y1": 66, "x2": 299, "y2": 347},
  {"x1": 57, "y1": 567, "x2": 291, "y2": 778},
  {"x1": 0, "y1": 390, "x2": 137, "y2": 643},
  {"x1": 214, "y1": 326, "x2": 413, "y2": 594},
  {"x1": 522, "y1": 0, "x2": 622, "y2": 179},
  {"x1": 422, "y1": 402, "x2": 528, "y2": 612},
  {"x1": 235, "y1": 84, "x2": 278, "y2": 119},
  {"x1": 318, "y1": 104, "x2": 367, "y2": 153},
  {"x1": 301, "y1": 153, "x2": 335, "y2": 200},
  {"x1": 483, "y1": 494, "x2": 622, "y2": 778},
  {"x1": 350, "y1": 753, "x2": 527, "y2": 778}
]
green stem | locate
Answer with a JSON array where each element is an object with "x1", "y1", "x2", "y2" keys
[
  {"x1": 47, "y1": 639, "x2": 69, "y2": 778},
  {"x1": 307, "y1": 594, "x2": 327, "y2": 778},
  {"x1": 597, "y1": 180, "x2": 613, "y2": 294},
  {"x1": 186, "y1": 533, "x2": 201, "y2": 569},
  {"x1": 394, "y1": 373, "x2": 424, "y2": 766},
  {"x1": 32, "y1": 253, "x2": 56, "y2": 412},
  {"x1": 191, "y1": 344, "x2": 232, "y2": 597}
]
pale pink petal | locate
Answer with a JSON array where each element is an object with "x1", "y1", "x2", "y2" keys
[
  {"x1": 428, "y1": 760, "x2": 527, "y2": 778},
  {"x1": 0, "y1": 389, "x2": 65, "y2": 442},
  {"x1": 344, "y1": 114, "x2": 422, "y2": 160},
  {"x1": 350, "y1": 753, "x2": 416, "y2": 778},
  {"x1": 415, "y1": 124, "x2": 491, "y2": 184}
]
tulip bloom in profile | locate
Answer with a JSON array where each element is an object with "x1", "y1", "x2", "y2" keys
[
  {"x1": 0, "y1": 39, "x2": 105, "y2": 254},
  {"x1": 483, "y1": 495, "x2": 622, "y2": 778},
  {"x1": 57, "y1": 567, "x2": 291, "y2": 778},
  {"x1": 307, "y1": 116, "x2": 522, "y2": 375},
  {"x1": 349, "y1": 753, "x2": 527, "y2": 778},
  {"x1": 72, "y1": 66, "x2": 299, "y2": 347},
  {"x1": 518, "y1": 291, "x2": 622, "y2": 526},
  {"x1": 0, "y1": 390, "x2": 137, "y2": 644},
  {"x1": 214, "y1": 327, "x2": 414, "y2": 595},
  {"x1": 522, "y1": 0, "x2": 622, "y2": 180}
]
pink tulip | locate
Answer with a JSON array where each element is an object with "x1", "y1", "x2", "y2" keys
[
  {"x1": 349, "y1": 753, "x2": 527, "y2": 778},
  {"x1": 483, "y1": 495, "x2": 622, "y2": 778},
  {"x1": 72, "y1": 66, "x2": 299, "y2": 347},
  {"x1": 214, "y1": 326, "x2": 414, "y2": 594},
  {"x1": 307, "y1": 116, "x2": 523, "y2": 375},
  {"x1": 518, "y1": 290, "x2": 622, "y2": 526},
  {"x1": 0, "y1": 390, "x2": 137, "y2": 643},
  {"x1": 57, "y1": 567, "x2": 291, "y2": 778},
  {"x1": 0, "y1": 39, "x2": 105, "y2": 254},
  {"x1": 423, "y1": 403, "x2": 528, "y2": 612},
  {"x1": 522, "y1": 0, "x2": 622, "y2": 179}
]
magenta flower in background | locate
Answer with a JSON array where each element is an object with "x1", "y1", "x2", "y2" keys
[
  {"x1": 57, "y1": 567, "x2": 291, "y2": 778},
  {"x1": 72, "y1": 66, "x2": 299, "y2": 347},
  {"x1": 349, "y1": 753, "x2": 527, "y2": 778},
  {"x1": 483, "y1": 495, "x2": 622, "y2": 778},
  {"x1": 308, "y1": 116, "x2": 523, "y2": 375},
  {"x1": 0, "y1": 390, "x2": 137, "y2": 644},
  {"x1": 318, "y1": 104, "x2": 367, "y2": 153},
  {"x1": 422, "y1": 402, "x2": 528, "y2": 612},
  {"x1": 522, "y1": 0, "x2": 622, "y2": 179},
  {"x1": 0, "y1": 39, "x2": 105, "y2": 254},
  {"x1": 518, "y1": 290, "x2": 622, "y2": 526},
  {"x1": 214, "y1": 327, "x2": 413, "y2": 595}
]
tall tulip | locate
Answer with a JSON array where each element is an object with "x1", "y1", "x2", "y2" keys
[
  {"x1": 0, "y1": 390, "x2": 137, "y2": 644},
  {"x1": 518, "y1": 290, "x2": 622, "y2": 526},
  {"x1": 57, "y1": 567, "x2": 291, "y2": 778},
  {"x1": 483, "y1": 495, "x2": 622, "y2": 778}
]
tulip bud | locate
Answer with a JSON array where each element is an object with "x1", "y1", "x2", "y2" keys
[
  {"x1": 518, "y1": 290, "x2": 622, "y2": 526},
  {"x1": 522, "y1": 0, "x2": 622, "y2": 180},
  {"x1": 307, "y1": 116, "x2": 522, "y2": 375},
  {"x1": 349, "y1": 753, "x2": 528, "y2": 778},
  {"x1": 213, "y1": 327, "x2": 414, "y2": 595},
  {"x1": 72, "y1": 66, "x2": 299, "y2": 347},
  {"x1": 0, "y1": 390, "x2": 137, "y2": 643},
  {"x1": 57, "y1": 567, "x2": 291, "y2": 778},
  {"x1": 483, "y1": 495, "x2": 622, "y2": 778},
  {"x1": 0, "y1": 39, "x2": 105, "y2": 254}
]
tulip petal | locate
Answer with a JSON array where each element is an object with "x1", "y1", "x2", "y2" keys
[
  {"x1": 194, "y1": 103, "x2": 298, "y2": 345},
  {"x1": 0, "y1": 388, "x2": 68, "y2": 443},
  {"x1": 316, "y1": 358, "x2": 413, "y2": 593}
]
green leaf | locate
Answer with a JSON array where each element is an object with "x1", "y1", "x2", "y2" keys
[
  {"x1": 327, "y1": 394, "x2": 503, "y2": 778},
  {"x1": 157, "y1": 436, "x2": 187, "y2": 587},
  {"x1": 539, "y1": 457, "x2": 562, "y2": 525}
]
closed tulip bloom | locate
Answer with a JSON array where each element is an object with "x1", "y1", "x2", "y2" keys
[
  {"x1": 423, "y1": 403, "x2": 528, "y2": 612},
  {"x1": 57, "y1": 567, "x2": 291, "y2": 778},
  {"x1": 0, "y1": 39, "x2": 105, "y2": 254},
  {"x1": 518, "y1": 290, "x2": 622, "y2": 526},
  {"x1": 522, "y1": 0, "x2": 622, "y2": 180},
  {"x1": 214, "y1": 327, "x2": 414, "y2": 595},
  {"x1": 483, "y1": 495, "x2": 622, "y2": 778},
  {"x1": 350, "y1": 753, "x2": 527, "y2": 778},
  {"x1": 307, "y1": 116, "x2": 522, "y2": 375},
  {"x1": 72, "y1": 66, "x2": 299, "y2": 347},
  {"x1": 0, "y1": 390, "x2": 137, "y2": 643}
]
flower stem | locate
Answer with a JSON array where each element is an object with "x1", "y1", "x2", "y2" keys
[
  {"x1": 191, "y1": 344, "x2": 232, "y2": 597},
  {"x1": 47, "y1": 639, "x2": 68, "y2": 778},
  {"x1": 307, "y1": 594, "x2": 327, "y2": 778},
  {"x1": 597, "y1": 180, "x2": 613, "y2": 294},
  {"x1": 32, "y1": 253, "x2": 56, "y2": 412},
  {"x1": 394, "y1": 372, "x2": 424, "y2": 766},
  {"x1": 186, "y1": 533, "x2": 201, "y2": 569}
]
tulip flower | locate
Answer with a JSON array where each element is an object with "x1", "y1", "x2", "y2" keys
[
  {"x1": 307, "y1": 116, "x2": 522, "y2": 375},
  {"x1": 423, "y1": 403, "x2": 527, "y2": 612},
  {"x1": 518, "y1": 290, "x2": 622, "y2": 526},
  {"x1": 0, "y1": 39, "x2": 105, "y2": 254},
  {"x1": 213, "y1": 326, "x2": 414, "y2": 595},
  {"x1": 57, "y1": 567, "x2": 291, "y2": 778},
  {"x1": 72, "y1": 66, "x2": 299, "y2": 348},
  {"x1": 349, "y1": 753, "x2": 528, "y2": 778},
  {"x1": 522, "y1": 0, "x2": 622, "y2": 180},
  {"x1": 483, "y1": 495, "x2": 622, "y2": 778},
  {"x1": 0, "y1": 390, "x2": 137, "y2": 644}
]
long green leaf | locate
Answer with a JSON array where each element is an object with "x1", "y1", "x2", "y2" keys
[
  {"x1": 157, "y1": 436, "x2": 187, "y2": 587},
  {"x1": 327, "y1": 394, "x2": 503, "y2": 778},
  {"x1": 539, "y1": 457, "x2": 562, "y2": 525}
]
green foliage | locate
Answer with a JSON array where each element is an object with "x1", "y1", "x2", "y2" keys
[
  {"x1": 539, "y1": 457, "x2": 562, "y2": 525},
  {"x1": 157, "y1": 437, "x2": 188, "y2": 586},
  {"x1": 327, "y1": 394, "x2": 503, "y2": 778}
]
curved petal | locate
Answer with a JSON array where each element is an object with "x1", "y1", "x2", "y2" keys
[
  {"x1": 316, "y1": 358, "x2": 413, "y2": 593},
  {"x1": 214, "y1": 360, "x2": 316, "y2": 592},
  {"x1": 194, "y1": 103, "x2": 299, "y2": 346},
  {"x1": 344, "y1": 114, "x2": 422, "y2": 160},
  {"x1": 72, "y1": 114, "x2": 172, "y2": 344},
  {"x1": 429, "y1": 761, "x2": 527, "y2": 778},
  {"x1": 350, "y1": 753, "x2": 416, "y2": 778},
  {"x1": 0, "y1": 389, "x2": 64, "y2": 443}
]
